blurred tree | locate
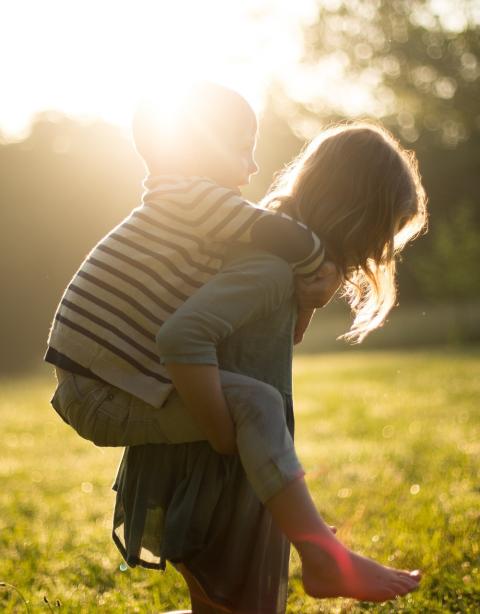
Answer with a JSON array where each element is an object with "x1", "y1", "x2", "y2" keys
[
  {"x1": 0, "y1": 107, "x2": 306, "y2": 375},
  {"x1": 0, "y1": 113, "x2": 143, "y2": 373},
  {"x1": 276, "y1": 0, "x2": 480, "y2": 301},
  {"x1": 244, "y1": 89, "x2": 304, "y2": 203},
  {"x1": 414, "y1": 202, "x2": 480, "y2": 300},
  {"x1": 299, "y1": 0, "x2": 480, "y2": 146},
  {"x1": 3, "y1": 0, "x2": 480, "y2": 375}
]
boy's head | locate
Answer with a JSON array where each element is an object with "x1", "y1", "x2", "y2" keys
[{"x1": 132, "y1": 82, "x2": 258, "y2": 188}]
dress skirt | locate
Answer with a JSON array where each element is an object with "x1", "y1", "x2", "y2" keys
[{"x1": 112, "y1": 394, "x2": 295, "y2": 614}]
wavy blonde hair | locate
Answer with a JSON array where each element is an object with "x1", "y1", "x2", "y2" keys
[{"x1": 262, "y1": 122, "x2": 428, "y2": 343}]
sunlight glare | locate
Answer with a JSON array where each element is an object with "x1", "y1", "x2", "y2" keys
[{"x1": 0, "y1": 0, "x2": 269, "y2": 136}]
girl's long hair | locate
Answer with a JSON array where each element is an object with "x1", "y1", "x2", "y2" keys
[{"x1": 262, "y1": 122, "x2": 428, "y2": 343}]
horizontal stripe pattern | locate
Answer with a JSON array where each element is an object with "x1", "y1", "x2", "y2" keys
[
  {"x1": 67, "y1": 284, "x2": 157, "y2": 341},
  {"x1": 122, "y1": 222, "x2": 218, "y2": 275},
  {"x1": 58, "y1": 297, "x2": 164, "y2": 373},
  {"x1": 47, "y1": 175, "x2": 324, "y2": 407},
  {"x1": 76, "y1": 270, "x2": 165, "y2": 326},
  {"x1": 134, "y1": 209, "x2": 224, "y2": 259},
  {"x1": 86, "y1": 258, "x2": 176, "y2": 315},
  {"x1": 109, "y1": 232, "x2": 204, "y2": 289},
  {"x1": 55, "y1": 314, "x2": 170, "y2": 384}
]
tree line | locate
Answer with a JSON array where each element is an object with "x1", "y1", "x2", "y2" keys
[{"x1": 1, "y1": 0, "x2": 479, "y2": 373}]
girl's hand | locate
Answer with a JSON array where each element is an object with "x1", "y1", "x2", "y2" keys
[
  {"x1": 164, "y1": 363, "x2": 237, "y2": 456},
  {"x1": 294, "y1": 262, "x2": 342, "y2": 344}
]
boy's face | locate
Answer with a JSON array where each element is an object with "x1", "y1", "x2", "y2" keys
[{"x1": 212, "y1": 114, "x2": 259, "y2": 190}]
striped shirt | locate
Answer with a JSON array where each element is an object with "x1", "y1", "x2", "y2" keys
[{"x1": 46, "y1": 175, "x2": 324, "y2": 407}]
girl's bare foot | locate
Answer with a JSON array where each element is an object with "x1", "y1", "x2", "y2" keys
[
  {"x1": 266, "y1": 478, "x2": 419, "y2": 602},
  {"x1": 299, "y1": 536, "x2": 421, "y2": 602}
]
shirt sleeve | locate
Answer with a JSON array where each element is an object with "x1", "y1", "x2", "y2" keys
[
  {"x1": 156, "y1": 251, "x2": 294, "y2": 365},
  {"x1": 145, "y1": 177, "x2": 325, "y2": 278}
]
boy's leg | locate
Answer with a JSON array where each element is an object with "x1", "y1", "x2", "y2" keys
[
  {"x1": 217, "y1": 371, "x2": 304, "y2": 503},
  {"x1": 51, "y1": 369, "x2": 302, "y2": 503},
  {"x1": 147, "y1": 369, "x2": 303, "y2": 502},
  {"x1": 50, "y1": 370, "x2": 202, "y2": 447},
  {"x1": 50, "y1": 371, "x2": 130, "y2": 446}
]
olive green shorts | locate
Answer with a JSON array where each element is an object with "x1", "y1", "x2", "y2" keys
[{"x1": 51, "y1": 370, "x2": 303, "y2": 502}]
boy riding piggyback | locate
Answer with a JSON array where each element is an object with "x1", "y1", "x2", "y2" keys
[{"x1": 46, "y1": 82, "x2": 336, "y2": 457}]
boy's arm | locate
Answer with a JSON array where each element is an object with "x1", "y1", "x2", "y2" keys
[
  {"x1": 156, "y1": 252, "x2": 294, "y2": 455},
  {"x1": 145, "y1": 177, "x2": 325, "y2": 278}
]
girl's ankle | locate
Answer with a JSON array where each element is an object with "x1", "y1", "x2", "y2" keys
[{"x1": 295, "y1": 535, "x2": 348, "y2": 566}]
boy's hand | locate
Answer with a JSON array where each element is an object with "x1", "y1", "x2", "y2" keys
[
  {"x1": 295, "y1": 261, "x2": 341, "y2": 309},
  {"x1": 294, "y1": 261, "x2": 342, "y2": 344}
]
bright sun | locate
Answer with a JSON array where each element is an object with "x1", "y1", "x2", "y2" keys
[
  {"x1": 2, "y1": 0, "x2": 409, "y2": 140},
  {"x1": 1, "y1": 0, "x2": 312, "y2": 138}
]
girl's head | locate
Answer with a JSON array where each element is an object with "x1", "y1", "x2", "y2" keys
[
  {"x1": 132, "y1": 82, "x2": 258, "y2": 189},
  {"x1": 262, "y1": 122, "x2": 428, "y2": 343}
]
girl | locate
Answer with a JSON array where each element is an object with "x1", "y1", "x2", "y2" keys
[{"x1": 113, "y1": 122, "x2": 427, "y2": 611}]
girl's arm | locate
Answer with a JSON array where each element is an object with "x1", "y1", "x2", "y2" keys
[
  {"x1": 144, "y1": 176, "x2": 324, "y2": 278},
  {"x1": 156, "y1": 250, "x2": 294, "y2": 455},
  {"x1": 165, "y1": 363, "x2": 235, "y2": 454},
  {"x1": 294, "y1": 261, "x2": 342, "y2": 344}
]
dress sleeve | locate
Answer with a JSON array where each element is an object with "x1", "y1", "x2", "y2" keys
[
  {"x1": 156, "y1": 252, "x2": 294, "y2": 365},
  {"x1": 145, "y1": 177, "x2": 325, "y2": 278}
]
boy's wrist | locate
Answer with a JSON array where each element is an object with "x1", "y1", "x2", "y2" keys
[{"x1": 295, "y1": 261, "x2": 341, "y2": 309}]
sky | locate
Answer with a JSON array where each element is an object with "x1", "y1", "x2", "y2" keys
[
  {"x1": 1, "y1": 0, "x2": 475, "y2": 140},
  {"x1": 0, "y1": 0, "x2": 318, "y2": 139}
]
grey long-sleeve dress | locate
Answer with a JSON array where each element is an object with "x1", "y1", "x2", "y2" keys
[{"x1": 112, "y1": 247, "x2": 297, "y2": 613}]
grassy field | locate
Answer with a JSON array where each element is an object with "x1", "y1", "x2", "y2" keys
[{"x1": 1, "y1": 349, "x2": 479, "y2": 613}]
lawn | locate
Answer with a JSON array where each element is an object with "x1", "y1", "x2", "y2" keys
[{"x1": 1, "y1": 349, "x2": 479, "y2": 613}]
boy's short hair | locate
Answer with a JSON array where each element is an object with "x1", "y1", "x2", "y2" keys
[{"x1": 132, "y1": 81, "x2": 256, "y2": 176}]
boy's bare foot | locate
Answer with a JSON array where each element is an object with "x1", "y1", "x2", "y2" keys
[{"x1": 299, "y1": 537, "x2": 421, "y2": 602}]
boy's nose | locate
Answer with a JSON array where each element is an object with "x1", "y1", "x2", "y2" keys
[{"x1": 249, "y1": 158, "x2": 259, "y2": 176}]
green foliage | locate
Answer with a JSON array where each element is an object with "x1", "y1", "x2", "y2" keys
[
  {"x1": 0, "y1": 2, "x2": 478, "y2": 377},
  {"x1": 413, "y1": 201, "x2": 480, "y2": 300},
  {"x1": 302, "y1": 0, "x2": 480, "y2": 146},
  {"x1": 295, "y1": 0, "x2": 480, "y2": 308},
  {"x1": 1, "y1": 350, "x2": 480, "y2": 612},
  {"x1": 0, "y1": 115, "x2": 144, "y2": 374}
]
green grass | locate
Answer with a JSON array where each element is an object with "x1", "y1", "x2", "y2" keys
[
  {"x1": 1, "y1": 349, "x2": 479, "y2": 612},
  {"x1": 295, "y1": 300, "x2": 480, "y2": 354}
]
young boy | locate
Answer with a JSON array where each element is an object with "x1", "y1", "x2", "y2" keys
[{"x1": 46, "y1": 82, "x2": 335, "y2": 496}]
